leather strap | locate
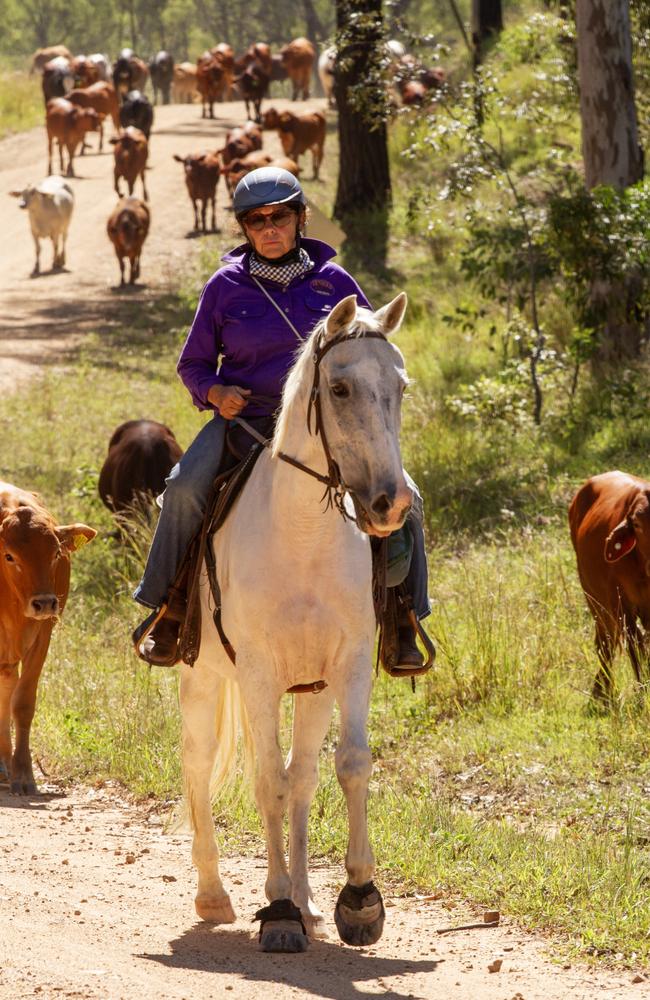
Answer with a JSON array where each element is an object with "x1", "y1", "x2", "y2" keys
[{"x1": 250, "y1": 275, "x2": 306, "y2": 341}]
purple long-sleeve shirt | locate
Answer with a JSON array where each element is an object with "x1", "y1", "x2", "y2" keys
[{"x1": 176, "y1": 238, "x2": 371, "y2": 418}]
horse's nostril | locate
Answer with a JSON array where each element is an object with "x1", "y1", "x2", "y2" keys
[{"x1": 371, "y1": 494, "x2": 392, "y2": 516}]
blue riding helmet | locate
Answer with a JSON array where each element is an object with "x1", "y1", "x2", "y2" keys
[{"x1": 233, "y1": 167, "x2": 306, "y2": 218}]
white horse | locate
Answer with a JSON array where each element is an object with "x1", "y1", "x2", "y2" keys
[{"x1": 179, "y1": 291, "x2": 413, "y2": 952}]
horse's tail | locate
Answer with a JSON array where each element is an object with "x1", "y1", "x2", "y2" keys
[
  {"x1": 208, "y1": 675, "x2": 255, "y2": 803},
  {"x1": 167, "y1": 676, "x2": 255, "y2": 834}
]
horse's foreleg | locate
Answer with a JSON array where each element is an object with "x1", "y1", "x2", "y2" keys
[
  {"x1": 287, "y1": 688, "x2": 335, "y2": 938},
  {"x1": 241, "y1": 675, "x2": 307, "y2": 952},
  {"x1": 333, "y1": 669, "x2": 385, "y2": 946},
  {"x1": 180, "y1": 663, "x2": 235, "y2": 924}
]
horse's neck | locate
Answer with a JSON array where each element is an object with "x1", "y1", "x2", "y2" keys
[{"x1": 267, "y1": 394, "x2": 343, "y2": 540}]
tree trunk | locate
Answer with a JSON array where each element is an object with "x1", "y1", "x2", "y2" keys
[
  {"x1": 471, "y1": 0, "x2": 503, "y2": 43},
  {"x1": 576, "y1": 0, "x2": 645, "y2": 365},
  {"x1": 333, "y1": 0, "x2": 391, "y2": 222},
  {"x1": 302, "y1": 0, "x2": 324, "y2": 40},
  {"x1": 576, "y1": 0, "x2": 643, "y2": 189}
]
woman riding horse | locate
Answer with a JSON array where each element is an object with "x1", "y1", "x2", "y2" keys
[{"x1": 133, "y1": 167, "x2": 430, "y2": 666}]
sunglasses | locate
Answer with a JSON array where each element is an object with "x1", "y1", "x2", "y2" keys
[{"x1": 243, "y1": 208, "x2": 298, "y2": 231}]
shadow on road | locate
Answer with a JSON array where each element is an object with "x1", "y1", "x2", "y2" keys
[{"x1": 140, "y1": 923, "x2": 439, "y2": 1000}]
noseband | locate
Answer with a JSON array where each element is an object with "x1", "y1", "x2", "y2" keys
[{"x1": 235, "y1": 328, "x2": 390, "y2": 521}]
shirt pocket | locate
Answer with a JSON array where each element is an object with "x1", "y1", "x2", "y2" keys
[
  {"x1": 304, "y1": 290, "x2": 336, "y2": 314},
  {"x1": 224, "y1": 299, "x2": 268, "y2": 322}
]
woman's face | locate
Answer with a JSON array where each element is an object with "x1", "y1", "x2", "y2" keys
[{"x1": 242, "y1": 205, "x2": 303, "y2": 258}]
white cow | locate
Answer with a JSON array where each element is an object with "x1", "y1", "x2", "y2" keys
[
  {"x1": 317, "y1": 46, "x2": 336, "y2": 107},
  {"x1": 9, "y1": 175, "x2": 74, "y2": 275}
]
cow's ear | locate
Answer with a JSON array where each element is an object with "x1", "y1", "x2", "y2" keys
[
  {"x1": 56, "y1": 523, "x2": 97, "y2": 552},
  {"x1": 324, "y1": 294, "x2": 357, "y2": 340},
  {"x1": 604, "y1": 520, "x2": 636, "y2": 562},
  {"x1": 374, "y1": 292, "x2": 408, "y2": 338},
  {"x1": 9, "y1": 190, "x2": 22, "y2": 198}
]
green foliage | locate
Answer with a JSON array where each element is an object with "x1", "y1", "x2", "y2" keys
[
  {"x1": 547, "y1": 179, "x2": 650, "y2": 333},
  {"x1": 0, "y1": 0, "x2": 336, "y2": 62},
  {"x1": 0, "y1": 70, "x2": 41, "y2": 138}
]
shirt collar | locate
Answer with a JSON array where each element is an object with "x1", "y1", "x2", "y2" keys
[{"x1": 221, "y1": 237, "x2": 337, "y2": 270}]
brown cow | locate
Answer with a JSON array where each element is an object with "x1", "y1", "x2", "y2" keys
[
  {"x1": 221, "y1": 153, "x2": 300, "y2": 195},
  {"x1": 111, "y1": 127, "x2": 148, "y2": 200},
  {"x1": 72, "y1": 55, "x2": 100, "y2": 87},
  {"x1": 280, "y1": 37, "x2": 315, "y2": 101},
  {"x1": 218, "y1": 123, "x2": 263, "y2": 169},
  {"x1": 173, "y1": 151, "x2": 221, "y2": 232},
  {"x1": 262, "y1": 107, "x2": 325, "y2": 178},
  {"x1": 98, "y1": 420, "x2": 183, "y2": 514},
  {"x1": 0, "y1": 482, "x2": 95, "y2": 794},
  {"x1": 235, "y1": 42, "x2": 273, "y2": 76},
  {"x1": 221, "y1": 150, "x2": 273, "y2": 194},
  {"x1": 211, "y1": 43, "x2": 235, "y2": 99},
  {"x1": 67, "y1": 81, "x2": 120, "y2": 152},
  {"x1": 196, "y1": 51, "x2": 226, "y2": 119},
  {"x1": 107, "y1": 197, "x2": 150, "y2": 286},
  {"x1": 400, "y1": 80, "x2": 427, "y2": 106},
  {"x1": 30, "y1": 45, "x2": 73, "y2": 75},
  {"x1": 46, "y1": 98, "x2": 102, "y2": 177},
  {"x1": 172, "y1": 61, "x2": 199, "y2": 103},
  {"x1": 569, "y1": 470, "x2": 650, "y2": 701}
]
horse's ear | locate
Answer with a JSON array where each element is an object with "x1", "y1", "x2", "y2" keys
[
  {"x1": 374, "y1": 292, "x2": 408, "y2": 337},
  {"x1": 324, "y1": 294, "x2": 357, "y2": 339}
]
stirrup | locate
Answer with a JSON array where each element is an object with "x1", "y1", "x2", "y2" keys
[{"x1": 132, "y1": 603, "x2": 179, "y2": 666}]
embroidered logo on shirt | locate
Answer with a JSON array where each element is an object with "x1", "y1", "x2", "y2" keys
[{"x1": 309, "y1": 278, "x2": 335, "y2": 296}]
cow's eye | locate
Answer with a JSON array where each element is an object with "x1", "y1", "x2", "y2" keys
[{"x1": 330, "y1": 382, "x2": 349, "y2": 399}]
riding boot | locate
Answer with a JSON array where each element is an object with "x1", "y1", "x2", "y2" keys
[
  {"x1": 396, "y1": 606, "x2": 425, "y2": 669},
  {"x1": 132, "y1": 584, "x2": 187, "y2": 667}
]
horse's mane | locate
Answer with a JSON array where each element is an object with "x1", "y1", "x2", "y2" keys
[{"x1": 271, "y1": 306, "x2": 381, "y2": 456}]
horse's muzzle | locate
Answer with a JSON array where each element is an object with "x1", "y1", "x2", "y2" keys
[{"x1": 352, "y1": 483, "x2": 413, "y2": 536}]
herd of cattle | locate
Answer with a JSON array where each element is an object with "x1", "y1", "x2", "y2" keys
[
  {"x1": 3, "y1": 403, "x2": 650, "y2": 794},
  {"x1": 13, "y1": 39, "x2": 333, "y2": 285}
]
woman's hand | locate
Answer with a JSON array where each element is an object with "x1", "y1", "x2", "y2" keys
[{"x1": 207, "y1": 384, "x2": 252, "y2": 419}]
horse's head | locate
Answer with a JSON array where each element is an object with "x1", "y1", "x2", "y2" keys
[{"x1": 311, "y1": 292, "x2": 413, "y2": 537}]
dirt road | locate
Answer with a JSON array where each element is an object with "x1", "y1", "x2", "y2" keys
[
  {"x1": 0, "y1": 99, "x2": 325, "y2": 392},
  {"x1": 0, "y1": 779, "x2": 643, "y2": 1000}
]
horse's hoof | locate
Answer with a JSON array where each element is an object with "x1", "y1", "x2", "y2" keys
[
  {"x1": 255, "y1": 897, "x2": 309, "y2": 952},
  {"x1": 334, "y1": 881, "x2": 385, "y2": 946},
  {"x1": 260, "y1": 920, "x2": 309, "y2": 952},
  {"x1": 195, "y1": 893, "x2": 236, "y2": 923}
]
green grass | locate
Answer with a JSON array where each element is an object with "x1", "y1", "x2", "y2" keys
[
  {"x1": 0, "y1": 69, "x2": 42, "y2": 139},
  {"x1": 3, "y1": 2, "x2": 650, "y2": 968}
]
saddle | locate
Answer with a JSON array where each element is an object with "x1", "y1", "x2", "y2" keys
[{"x1": 150, "y1": 418, "x2": 434, "y2": 685}]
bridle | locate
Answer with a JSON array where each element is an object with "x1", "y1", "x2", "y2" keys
[{"x1": 234, "y1": 327, "x2": 390, "y2": 521}]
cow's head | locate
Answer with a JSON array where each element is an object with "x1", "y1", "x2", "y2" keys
[
  {"x1": 262, "y1": 108, "x2": 280, "y2": 130},
  {"x1": 9, "y1": 186, "x2": 37, "y2": 209},
  {"x1": 0, "y1": 504, "x2": 96, "y2": 620},
  {"x1": 605, "y1": 490, "x2": 650, "y2": 571}
]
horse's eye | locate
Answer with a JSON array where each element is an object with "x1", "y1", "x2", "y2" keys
[
  {"x1": 330, "y1": 382, "x2": 349, "y2": 399},
  {"x1": 5, "y1": 553, "x2": 14, "y2": 563}
]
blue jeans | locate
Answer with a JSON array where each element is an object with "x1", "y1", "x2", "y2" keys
[{"x1": 134, "y1": 414, "x2": 430, "y2": 619}]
